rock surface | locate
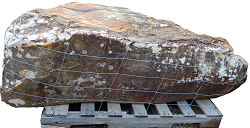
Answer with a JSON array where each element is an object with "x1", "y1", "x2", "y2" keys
[{"x1": 1, "y1": 2, "x2": 248, "y2": 107}]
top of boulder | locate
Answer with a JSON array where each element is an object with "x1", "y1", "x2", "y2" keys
[{"x1": 33, "y1": 2, "x2": 226, "y2": 46}]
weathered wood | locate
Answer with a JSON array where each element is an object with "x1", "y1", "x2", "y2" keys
[
  {"x1": 132, "y1": 104, "x2": 148, "y2": 117},
  {"x1": 53, "y1": 105, "x2": 69, "y2": 117},
  {"x1": 195, "y1": 99, "x2": 223, "y2": 117},
  {"x1": 41, "y1": 99, "x2": 222, "y2": 128},
  {"x1": 41, "y1": 111, "x2": 222, "y2": 128},
  {"x1": 107, "y1": 103, "x2": 122, "y2": 117},
  {"x1": 155, "y1": 104, "x2": 173, "y2": 117},
  {"x1": 80, "y1": 103, "x2": 95, "y2": 117},
  {"x1": 177, "y1": 101, "x2": 196, "y2": 117},
  {"x1": 45, "y1": 106, "x2": 56, "y2": 117}
]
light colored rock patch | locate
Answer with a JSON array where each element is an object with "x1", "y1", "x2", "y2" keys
[
  {"x1": 16, "y1": 53, "x2": 22, "y2": 58},
  {"x1": 25, "y1": 53, "x2": 39, "y2": 59},
  {"x1": 179, "y1": 56, "x2": 186, "y2": 64},
  {"x1": 133, "y1": 42, "x2": 146, "y2": 48},
  {"x1": 8, "y1": 99, "x2": 25, "y2": 107},
  {"x1": 146, "y1": 43, "x2": 162, "y2": 53},
  {"x1": 25, "y1": 71, "x2": 36, "y2": 79},
  {"x1": 68, "y1": 77, "x2": 95, "y2": 86},
  {"x1": 170, "y1": 49, "x2": 177, "y2": 54},
  {"x1": 100, "y1": 43, "x2": 104, "y2": 47},
  {"x1": 37, "y1": 19, "x2": 48, "y2": 24},
  {"x1": 18, "y1": 19, "x2": 36, "y2": 29},
  {"x1": 28, "y1": 35, "x2": 39, "y2": 41},
  {"x1": 169, "y1": 58, "x2": 174, "y2": 63},
  {"x1": 40, "y1": 32, "x2": 57, "y2": 43},
  {"x1": 5, "y1": 49, "x2": 12, "y2": 57},
  {"x1": 133, "y1": 43, "x2": 162, "y2": 53},
  {"x1": 99, "y1": 62, "x2": 106, "y2": 67},
  {"x1": 70, "y1": 50, "x2": 75, "y2": 55},
  {"x1": 16, "y1": 80, "x2": 22, "y2": 85},
  {"x1": 19, "y1": 70, "x2": 36, "y2": 79},
  {"x1": 57, "y1": 32, "x2": 71, "y2": 40},
  {"x1": 108, "y1": 65, "x2": 114, "y2": 70},
  {"x1": 82, "y1": 50, "x2": 87, "y2": 54}
]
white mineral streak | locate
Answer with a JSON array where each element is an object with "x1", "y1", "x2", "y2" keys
[
  {"x1": 133, "y1": 42, "x2": 162, "y2": 53},
  {"x1": 67, "y1": 77, "x2": 106, "y2": 87},
  {"x1": 8, "y1": 99, "x2": 25, "y2": 107}
]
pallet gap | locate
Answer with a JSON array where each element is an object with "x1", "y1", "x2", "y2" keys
[
  {"x1": 120, "y1": 103, "x2": 134, "y2": 114},
  {"x1": 186, "y1": 100, "x2": 204, "y2": 114},
  {"x1": 68, "y1": 103, "x2": 81, "y2": 111},
  {"x1": 167, "y1": 102, "x2": 182, "y2": 115},
  {"x1": 95, "y1": 102, "x2": 108, "y2": 111},
  {"x1": 144, "y1": 104, "x2": 159, "y2": 115}
]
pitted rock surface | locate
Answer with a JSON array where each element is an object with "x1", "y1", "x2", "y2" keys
[{"x1": 1, "y1": 2, "x2": 248, "y2": 107}]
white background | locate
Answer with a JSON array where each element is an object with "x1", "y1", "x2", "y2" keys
[{"x1": 0, "y1": 0, "x2": 249, "y2": 127}]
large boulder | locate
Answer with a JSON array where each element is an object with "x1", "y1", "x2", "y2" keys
[{"x1": 1, "y1": 2, "x2": 248, "y2": 107}]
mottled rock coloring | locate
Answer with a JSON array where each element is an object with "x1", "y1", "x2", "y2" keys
[{"x1": 1, "y1": 2, "x2": 248, "y2": 107}]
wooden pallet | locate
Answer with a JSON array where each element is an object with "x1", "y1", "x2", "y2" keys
[{"x1": 41, "y1": 99, "x2": 222, "y2": 128}]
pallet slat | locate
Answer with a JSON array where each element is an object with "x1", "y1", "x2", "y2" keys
[
  {"x1": 132, "y1": 104, "x2": 148, "y2": 117},
  {"x1": 54, "y1": 105, "x2": 69, "y2": 117},
  {"x1": 195, "y1": 99, "x2": 223, "y2": 117},
  {"x1": 155, "y1": 104, "x2": 173, "y2": 117},
  {"x1": 45, "y1": 106, "x2": 56, "y2": 117},
  {"x1": 177, "y1": 101, "x2": 196, "y2": 117},
  {"x1": 80, "y1": 103, "x2": 95, "y2": 117},
  {"x1": 108, "y1": 103, "x2": 122, "y2": 117}
]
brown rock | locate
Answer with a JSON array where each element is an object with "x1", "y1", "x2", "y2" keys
[{"x1": 1, "y1": 2, "x2": 248, "y2": 107}]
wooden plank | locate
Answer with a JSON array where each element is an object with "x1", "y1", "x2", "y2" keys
[
  {"x1": 195, "y1": 99, "x2": 223, "y2": 117},
  {"x1": 44, "y1": 106, "x2": 56, "y2": 117},
  {"x1": 41, "y1": 111, "x2": 222, "y2": 128},
  {"x1": 80, "y1": 103, "x2": 95, "y2": 117},
  {"x1": 132, "y1": 104, "x2": 148, "y2": 117},
  {"x1": 177, "y1": 100, "x2": 196, "y2": 117},
  {"x1": 53, "y1": 104, "x2": 69, "y2": 117},
  {"x1": 108, "y1": 103, "x2": 122, "y2": 117},
  {"x1": 155, "y1": 104, "x2": 173, "y2": 117}
]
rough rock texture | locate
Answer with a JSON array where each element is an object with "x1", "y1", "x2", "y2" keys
[{"x1": 1, "y1": 2, "x2": 248, "y2": 107}]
